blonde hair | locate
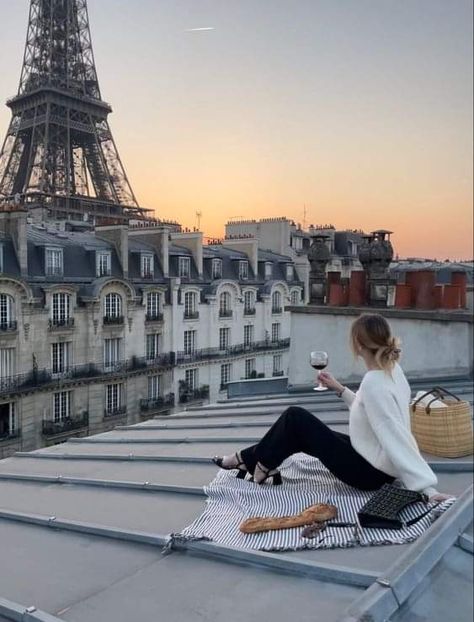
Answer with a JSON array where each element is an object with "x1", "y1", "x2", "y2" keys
[{"x1": 350, "y1": 313, "x2": 401, "y2": 372}]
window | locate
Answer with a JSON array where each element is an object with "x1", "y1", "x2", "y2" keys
[
  {"x1": 271, "y1": 323, "x2": 281, "y2": 343},
  {"x1": 212, "y1": 259, "x2": 222, "y2": 279},
  {"x1": 219, "y1": 327, "x2": 230, "y2": 351},
  {"x1": 273, "y1": 355, "x2": 282, "y2": 375},
  {"x1": 97, "y1": 252, "x2": 112, "y2": 277},
  {"x1": 286, "y1": 264, "x2": 294, "y2": 280},
  {"x1": 185, "y1": 368, "x2": 198, "y2": 391},
  {"x1": 52, "y1": 342, "x2": 71, "y2": 375},
  {"x1": 244, "y1": 325, "x2": 254, "y2": 346},
  {"x1": 179, "y1": 257, "x2": 191, "y2": 278},
  {"x1": 243, "y1": 291, "x2": 255, "y2": 314},
  {"x1": 184, "y1": 291, "x2": 197, "y2": 318},
  {"x1": 0, "y1": 402, "x2": 15, "y2": 439},
  {"x1": 264, "y1": 262, "x2": 273, "y2": 279},
  {"x1": 0, "y1": 348, "x2": 15, "y2": 383},
  {"x1": 220, "y1": 363, "x2": 232, "y2": 388},
  {"x1": 148, "y1": 375, "x2": 162, "y2": 399},
  {"x1": 290, "y1": 290, "x2": 300, "y2": 305},
  {"x1": 272, "y1": 291, "x2": 282, "y2": 313},
  {"x1": 45, "y1": 248, "x2": 63, "y2": 277},
  {"x1": 0, "y1": 245, "x2": 3, "y2": 273},
  {"x1": 0, "y1": 294, "x2": 15, "y2": 329},
  {"x1": 141, "y1": 254, "x2": 154, "y2": 279},
  {"x1": 105, "y1": 383, "x2": 124, "y2": 415},
  {"x1": 239, "y1": 261, "x2": 249, "y2": 280},
  {"x1": 53, "y1": 391, "x2": 71, "y2": 423},
  {"x1": 104, "y1": 293, "x2": 122, "y2": 319},
  {"x1": 146, "y1": 333, "x2": 160, "y2": 361},
  {"x1": 104, "y1": 338, "x2": 122, "y2": 370},
  {"x1": 146, "y1": 292, "x2": 162, "y2": 320},
  {"x1": 51, "y1": 293, "x2": 71, "y2": 324},
  {"x1": 184, "y1": 330, "x2": 197, "y2": 355},
  {"x1": 245, "y1": 358, "x2": 256, "y2": 379},
  {"x1": 219, "y1": 292, "x2": 231, "y2": 317}
]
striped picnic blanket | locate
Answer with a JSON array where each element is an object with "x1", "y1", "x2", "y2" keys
[{"x1": 181, "y1": 454, "x2": 454, "y2": 552}]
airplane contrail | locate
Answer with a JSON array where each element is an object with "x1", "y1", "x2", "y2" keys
[{"x1": 185, "y1": 27, "x2": 215, "y2": 32}]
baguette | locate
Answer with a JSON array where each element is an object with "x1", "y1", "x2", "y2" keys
[{"x1": 240, "y1": 503, "x2": 337, "y2": 534}]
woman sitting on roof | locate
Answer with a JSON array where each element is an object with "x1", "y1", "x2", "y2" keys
[{"x1": 213, "y1": 313, "x2": 450, "y2": 502}]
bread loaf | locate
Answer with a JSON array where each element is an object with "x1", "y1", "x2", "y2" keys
[{"x1": 240, "y1": 503, "x2": 337, "y2": 534}]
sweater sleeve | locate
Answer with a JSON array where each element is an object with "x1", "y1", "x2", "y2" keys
[
  {"x1": 341, "y1": 387, "x2": 357, "y2": 408},
  {"x1": 361, "y1": 379, "x2": 438, "y2": 496}
]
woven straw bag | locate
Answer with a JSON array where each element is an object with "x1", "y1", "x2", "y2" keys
[{"x1": 411, "y1": 386, "x2": 473, "y2": 458}]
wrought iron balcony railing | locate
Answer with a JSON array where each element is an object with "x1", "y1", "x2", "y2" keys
[
  {"x1": 219, "y1": 310, "x2": 233, "y2": 318},
  {"x1": 104, "y1": 406, "x2": 127, "y2": 419},
  {"x1": 272, "y1": 370, "x2": 285, "y2": 377},
  {"x1": 175, "y1": 338, "x2": 290, "y2": 365},
  {"x1": 42, "y1": 412, "x2": 89, "y2": 437},
  {"x1": 139, "y1": 393, "x2": 175, "y2": 412},
  {"x1": 243, "y1": 308, "x2": 256, "y2": 316},
  {"x1": 0, "y1": 321, "x2": 18, "y2": 332},
  {"x1": 271, "y1": 307, "x2": 283, "y2": 314},
  {"x1": 103, "y1": 315, "x2": 124, "y2": 326},
  {"x1": 49, "y1": 318, "x2": 75, "y2": 330},
  {"x1": 179, "y1": 385, "x2": 210, "y2": 404},
  {"x1": 145, "y1": 313, "x2": 164, "y2": 323},
  {"x1": 184, "y1": 311, "x2": 199, "y2": 320},
  {"x1": 0, "y1": 429, "x2": 20, "y2": 442}
]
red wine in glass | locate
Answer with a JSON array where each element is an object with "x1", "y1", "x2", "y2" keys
[{"x1": 310, "y1": 351, "x2": 329, "y2": 391}]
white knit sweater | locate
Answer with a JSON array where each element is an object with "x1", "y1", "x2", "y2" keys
[{"x1": 343, "y1": 363, "x2": 438, "y2": 498}]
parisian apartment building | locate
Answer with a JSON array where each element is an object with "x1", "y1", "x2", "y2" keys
[{"x1": 0, "y1": 211, "x2": 312, "y2": 458}]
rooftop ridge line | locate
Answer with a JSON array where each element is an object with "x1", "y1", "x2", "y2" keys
[{"x1": 0, "y1": 596, "x2": 62, "y2": 622}]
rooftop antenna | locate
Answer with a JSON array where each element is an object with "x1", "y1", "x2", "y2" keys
[{"x1": 196, "y1": 211, "x2": 202, "y2": 230}]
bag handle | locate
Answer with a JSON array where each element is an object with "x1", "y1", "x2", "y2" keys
[
  {"x1": 431, "y1": 386, "x2": 462, "y2": 402},
  {"x1": 411, "y1": 388, "x2": 443, "y2": 413}
]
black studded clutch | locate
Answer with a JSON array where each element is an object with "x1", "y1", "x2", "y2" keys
[{"x1": 358, "y1": 483, "x2": 431, "y2": 530}]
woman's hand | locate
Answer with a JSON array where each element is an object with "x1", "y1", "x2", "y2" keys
[
  {"x1": 318, "y1": 371, "x2": 345, "y2": 394},
  {"x1": 429, "y1": 493, "x2": 454, "y2": 503}
]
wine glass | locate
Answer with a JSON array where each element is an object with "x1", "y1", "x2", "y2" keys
[{"x1": 310, "y1": 351, "x2": 329, "y2": 392}]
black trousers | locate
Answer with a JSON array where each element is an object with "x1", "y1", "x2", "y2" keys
[{"x1": 240, "y1": 406, "x2": 394, "y2": 491}]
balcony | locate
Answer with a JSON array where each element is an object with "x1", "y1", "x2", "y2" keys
[
  {"x1": 184, "y1": 311, "x2": 199, "y2": 320},
  {"x1": 42, "y1": 412, "x2": 89, "y2": 437},
  {"x1": 243, "y1": 308, "x2": 256, "y2": 316},
  {"x1": 49, "y1": 318, "x2": 75, "y2": 331},
  {"x1": 178, "y1": 384, "x2": 210, "y2": 404},
  {"x1": 140, "y1": 393, "x2": 175, "y2": 414},
  {"x1": 272, "y1": 370, "x2": 285, "y2": 377},
  {"x1": 219, "y1": 310, "x2": 233, "y2": 318},
  {"x1": 271, "y1": 307, "x2": 283, "y2": 315},
  {"x1": 103, "y1": 315, "x2": 124, "y2": 326},
  {"x1": 0, "y1": 429, "x2": 20, "y2": 443},
  {"x1": 145, "y1": 313, "x2": 164, "y2": 323},
  {"x1": 175, "y1": 338, "x2": 291, "y2": 365},
  {"x1": 141, "y1": 272, "x2": 154, "y2": 280},
  {"x1": 104, "y1": 406, "x2": 127, "y2": 419},
  {"x1": 0, "y1": 321, "x2": 18, "y2": 333}
]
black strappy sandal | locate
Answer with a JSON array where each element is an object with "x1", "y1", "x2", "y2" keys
[
  {"x1": 212, "y1": 453, "x2": 248, "y2": 479},
  {"x1": 251, "y1": 462, "x2": 282, "y2": 486}
]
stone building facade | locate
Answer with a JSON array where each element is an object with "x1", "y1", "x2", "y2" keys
[{"x1": 0, "y1": 211, "x2": 304, "y2": 458}]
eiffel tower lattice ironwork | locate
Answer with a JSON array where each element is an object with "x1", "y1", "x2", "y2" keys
[{"x1": 0, "y1": 0, "x2": 150, "y2": 223}]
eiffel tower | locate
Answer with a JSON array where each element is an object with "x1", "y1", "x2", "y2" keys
[{"x1": 0, "y1": 0, "x2": 150, "y2": 223}]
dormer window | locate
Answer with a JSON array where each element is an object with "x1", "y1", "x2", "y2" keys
[
  {"x1": 239, "y1": 261, "x2": 249, "y2": 280},
  {"x1": 141, "y1": 253, "x2": 154, "y2": 279},
  {"x1": 212, "y1": 258, "x2": 222, "y2": 280},
  {"x1": 264, "y1": 262, "x2": 273, "y2": 280},
  {"x1": 97, "y1": 251, "x2": 112, "y2": 277},
  {"x1": 45, "y1": 247, "x2": 63, "y2": 277},
  {"x1": 179, "y1": 257, "x2": 191, "y2": 278},
  {"x1": 286, "y1": 264, "x2": 294, "y2": 280}
]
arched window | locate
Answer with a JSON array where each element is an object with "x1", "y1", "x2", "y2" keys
[
  {"x1": 290, "y1": 290, "x2": 300, "y2": 305},
  {"x1": 219, "y1": 292, "x2": 232, "y2": 318},
  {"x1": 0, "y1": 294, "x2": 15, "y2": 331},
  {"x1": 146, "y1": 292, "x2": 162, "y2": 321},
  {"x1": 184, "y1": 291, "x2": 198, "y2": 319},
  {"x1": 104, "y1": 293, "x2": 122, "y2": 320},
  {"x1": 244, "y1": 291, "x2": 255, "y2": 314},
  {"x1": 272, "y1": 291, "x2": 282, "y2": 314},
  {"x1": 51, "y1": 293, "x2": 72, "y2": 326}
]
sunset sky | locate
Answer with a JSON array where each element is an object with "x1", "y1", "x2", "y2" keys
[{"x1": 0, "y1": 0, "x2": 472, "y2": 259}]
